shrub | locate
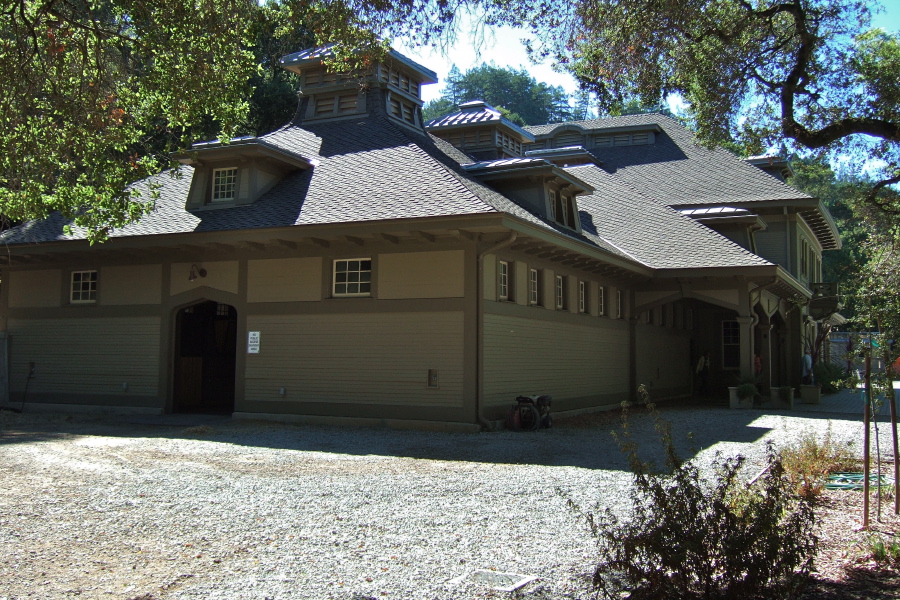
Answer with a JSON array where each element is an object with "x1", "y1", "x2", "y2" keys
[
  {"x1": 813, "y1": 362, "x2": 847, "y2": 393},
  {"x1": 736, "y1": 382, "x2": 758, "y2": 400},
  {"x1": 573, "y1": 402, "x2": 817, "y2": 600},
  {"x1": 779, "y1": 427, "x2": 856, "y2": 500},
  {"x1": 867, "y1": 535, "x2": 900, "y2": 564}
]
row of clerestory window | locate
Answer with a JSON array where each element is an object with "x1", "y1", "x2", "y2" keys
[{"x1": 498, "y1": 260, "x2": 624, "y2": 318}]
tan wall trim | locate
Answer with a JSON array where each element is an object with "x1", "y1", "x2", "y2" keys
[
  {"x1": 378, "y1": 250, "x2": 464, "y2": 299},
  {"x1": 247, "y1": 257, "x2": 322, "y2": 303},
  {"x1": 101, "y1": 264, "x2": 163, "y2": 305},
  {"x1": 170, "y1": 261, "x2": 239, "y2": 296},
  {"x1": 8, "y1": 269, "x2": 62, "y2": 308}
]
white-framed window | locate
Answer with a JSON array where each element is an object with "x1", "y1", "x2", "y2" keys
[
  {"x1": 529, "y1": 268, "x2": 540, "y2": 305},
  {"x1": 333, "y1": 258, "x2": 372, "y2": 296},
  {"x1": 555, "y1": 275, "x2": 565, "y2": 310},
  {"x1": 598, "y1": 286, "x2": 606, "y2": 316},
  {"x1": 548, "y1": 189, "x2": 578, "y2": 230},
  {"x1": 70, "y1": 270, "x2": 97, "y2": 303},
  {"x1": 498, "y1": 260, "x2": 510, "y2": 301},
  {"x1": 616, "y1": 290, "x2": 623, "y2": 319},
  {"x1": 562, "y1": 193, "x2": 577, "y2": 228},
  {"x1": 578, "y1": 280, "x2": 587, "y2": 313},
  {"x1": 722, "y1": 320, "x2": 740, "y2": 369},
  {"x1": 212, "y1": 167, "x2": 238, "y2": 202}
]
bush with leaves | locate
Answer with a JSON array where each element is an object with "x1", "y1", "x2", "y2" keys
[
  {"x1": 779, "y1": 427, "x2": 857, "y2": 500},
  {"x1": 573, "y1": 400, "x2": 817, "y2": 600},
  {"x1": 813, "y1": 362, "x2": 848, "y2": 394}
]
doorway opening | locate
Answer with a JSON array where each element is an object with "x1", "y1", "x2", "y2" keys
[{"x1": 173, "y1": 301, "x2": 237, "y2": 414}]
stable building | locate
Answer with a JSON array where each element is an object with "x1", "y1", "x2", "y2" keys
[{"x1": 0, "y1": 46, "x2": 839, "y2": 429}]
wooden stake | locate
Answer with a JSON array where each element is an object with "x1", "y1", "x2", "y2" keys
[
  {"x1": 864, "y1": 352, "x2": 871, "y2": 530},
  {"x1": 889, "y1": 366, "x2": 899, "y2": 516}
]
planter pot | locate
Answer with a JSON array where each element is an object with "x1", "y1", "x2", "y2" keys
[
  {"x1": 728, "y1": 386, "x2": 753, "y2": 409},
  {"x1": 800, "y1": 384, "x2": 821, "y2": 405},
  {"x1": 769, "y1": 387, "x2": 796, "y2": 410},
  {"x1": 781, "y1": 386, "x2": 796, "y2": 410}
]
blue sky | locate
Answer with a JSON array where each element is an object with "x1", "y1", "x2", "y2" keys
[{"x1": 397, "y1": 4, "x2": 900, "y2": 105}]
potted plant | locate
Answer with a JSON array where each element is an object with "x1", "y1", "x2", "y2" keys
[
  {"x1": 729, "y1": 380, "x2": 758, "y2": 409},
  {"x1": 800, "y1": 382, "x2": 821, "y2": 404},
  {"x1": 769, "y1": 386, "x2": 795, "y2": 409}
]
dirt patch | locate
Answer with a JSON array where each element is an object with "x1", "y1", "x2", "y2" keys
[{"x1": 802, "y1": 464, "x2": 900, "y2": 599}]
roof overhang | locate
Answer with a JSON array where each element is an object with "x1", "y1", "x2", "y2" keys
[
  {"x1": 650, "y1": 265, "x2": 812, "y2": 300},
  {"x1": 745, "y1": 155, "x2": 794, "y2": 178},
  {"x1": 463, "y1": 159, "x2": 594, "y2": 194},
  {"x1": 671, "y1": 198, "x2": 841, "y2": 250},
  {"x1": 524, "y1": 146, "x2": 603, "y2": 168},
  {"x1": 173, "y1": 138, "x2": 317, "y2": 171},
  {"x1": 530, "y1": 122, "x2": 662, "y2": 140},
  {"x1": 280, "y1": 44, "x2": 438, "y2": 84}
]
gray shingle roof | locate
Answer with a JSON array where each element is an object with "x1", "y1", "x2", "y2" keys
[
  {"x1": 425, "y1": 101, "x2": 534, "y2": 141},
  {"x1": 0, "y1": 109, "x2": 773, "y2": 271},
  {"x1": 526, "y1": 114, "x2": 812, "y2": 207},
  {"x1": 568, "y1": 165, "x2": 771, "y2": 270}
]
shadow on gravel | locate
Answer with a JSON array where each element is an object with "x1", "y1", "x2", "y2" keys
[
  {"x1": 0, "y1": 405, "x2": 804, "y2": 471},
  {"x1": 802, "y1": 567, "x2": 900, "y2": 599}
]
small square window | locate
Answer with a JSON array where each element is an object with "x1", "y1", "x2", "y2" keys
[
  {"x1": 71, "y1": 270, "x2": 97, "y2": 303},
  {"x1": 333, "y1": 258, "x2": 372, "y2": 296},
  {"x1": 598, "y1": 286, "x2": 606, "y2": 316},
  {"x1": 212, "y1": 168, "x2": 237, "y2": 202},
  {"x1": 498, "y1": 261, "x2": 510, "y2": 301}
]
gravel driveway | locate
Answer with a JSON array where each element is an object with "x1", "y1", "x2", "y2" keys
[{"x1": 0, "y1": 405, "x2": 875, "y2": 600}]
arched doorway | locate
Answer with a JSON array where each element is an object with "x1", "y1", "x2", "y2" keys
[{"x1": 173, "y1": 301, "x2": 237, "y2": 414}]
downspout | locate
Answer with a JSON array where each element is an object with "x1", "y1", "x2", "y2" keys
[
  {"x1": 783, "y1": 207, "x2": 790, "y2": 272},
  {"x1": 476, "y1": 231, "x2": 518, "y2": 431}
]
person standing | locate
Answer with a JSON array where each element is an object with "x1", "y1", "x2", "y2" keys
[
  {"x1": 802, "y1": 350, "x2": 813, "y2": 384},
  {"x1": 696, "y1": 352, "x2": 711, "y2": 395}
]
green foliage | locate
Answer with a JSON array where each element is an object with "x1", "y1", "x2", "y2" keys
[
  {"x1": 812, "y1": 362, "x2": 847, "y2": 394},
  {"x1": 788, "y1": 158, "x2": 870, "y2": 292},
  {"x1": 866, "y1": 535, "x2": 900, "y2": 565},
  {"x1": 422, "y1": 97, "x2": 458, "y2": 124},
  {"x1": 736, "y1": 382, "x2": 759, "y2": 400},
  {"x1": 433, "y1": 63, "x2": 575, "y2": 125},
  {"x1": 1, "y1": 0, "x2": 260, "y2": 242},
  {"x1": 574, "y1": 401, "x2": 817, "y2": 600},
  {"x1": 779, "y1": 427, "x2": 856, "y2": 500}
]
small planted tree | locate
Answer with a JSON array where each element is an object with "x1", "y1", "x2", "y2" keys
[{"x1": 573, "y1": 396, "x2": 817, "y2": 600}]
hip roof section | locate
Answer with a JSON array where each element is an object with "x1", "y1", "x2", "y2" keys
[
  {"x1": 526, "y1": 113, "x2": 813, "y2": 207},
  {"x1": 0, "y1": 108, "x2": 776, "y2": 272}
]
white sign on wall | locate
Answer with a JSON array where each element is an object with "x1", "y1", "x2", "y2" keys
[{"x1": 247, "y1": 331, "x2": 261, "y2": 354}]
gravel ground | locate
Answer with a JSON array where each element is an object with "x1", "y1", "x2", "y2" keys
[{"x1": 0, "y1": 405, "x2": 884, "y2": 600}]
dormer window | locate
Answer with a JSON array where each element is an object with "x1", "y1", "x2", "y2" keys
[
  {"x1": 212, "y1": 168, "x2": 237, "y2": 202},
  {"x1": 548, "y1": 188, "x2": 578, "y2": 229}
]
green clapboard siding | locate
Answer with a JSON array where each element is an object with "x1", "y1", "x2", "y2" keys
[
  {"x1": 7, "y1": 317, "x2": 161, "y2": 395},
  {"x1": 483, "y1": 313, "x2": 629, "y2": 407},
  {"x1": 244, "y1": 312, "x2": 464, "y2": 407}
]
